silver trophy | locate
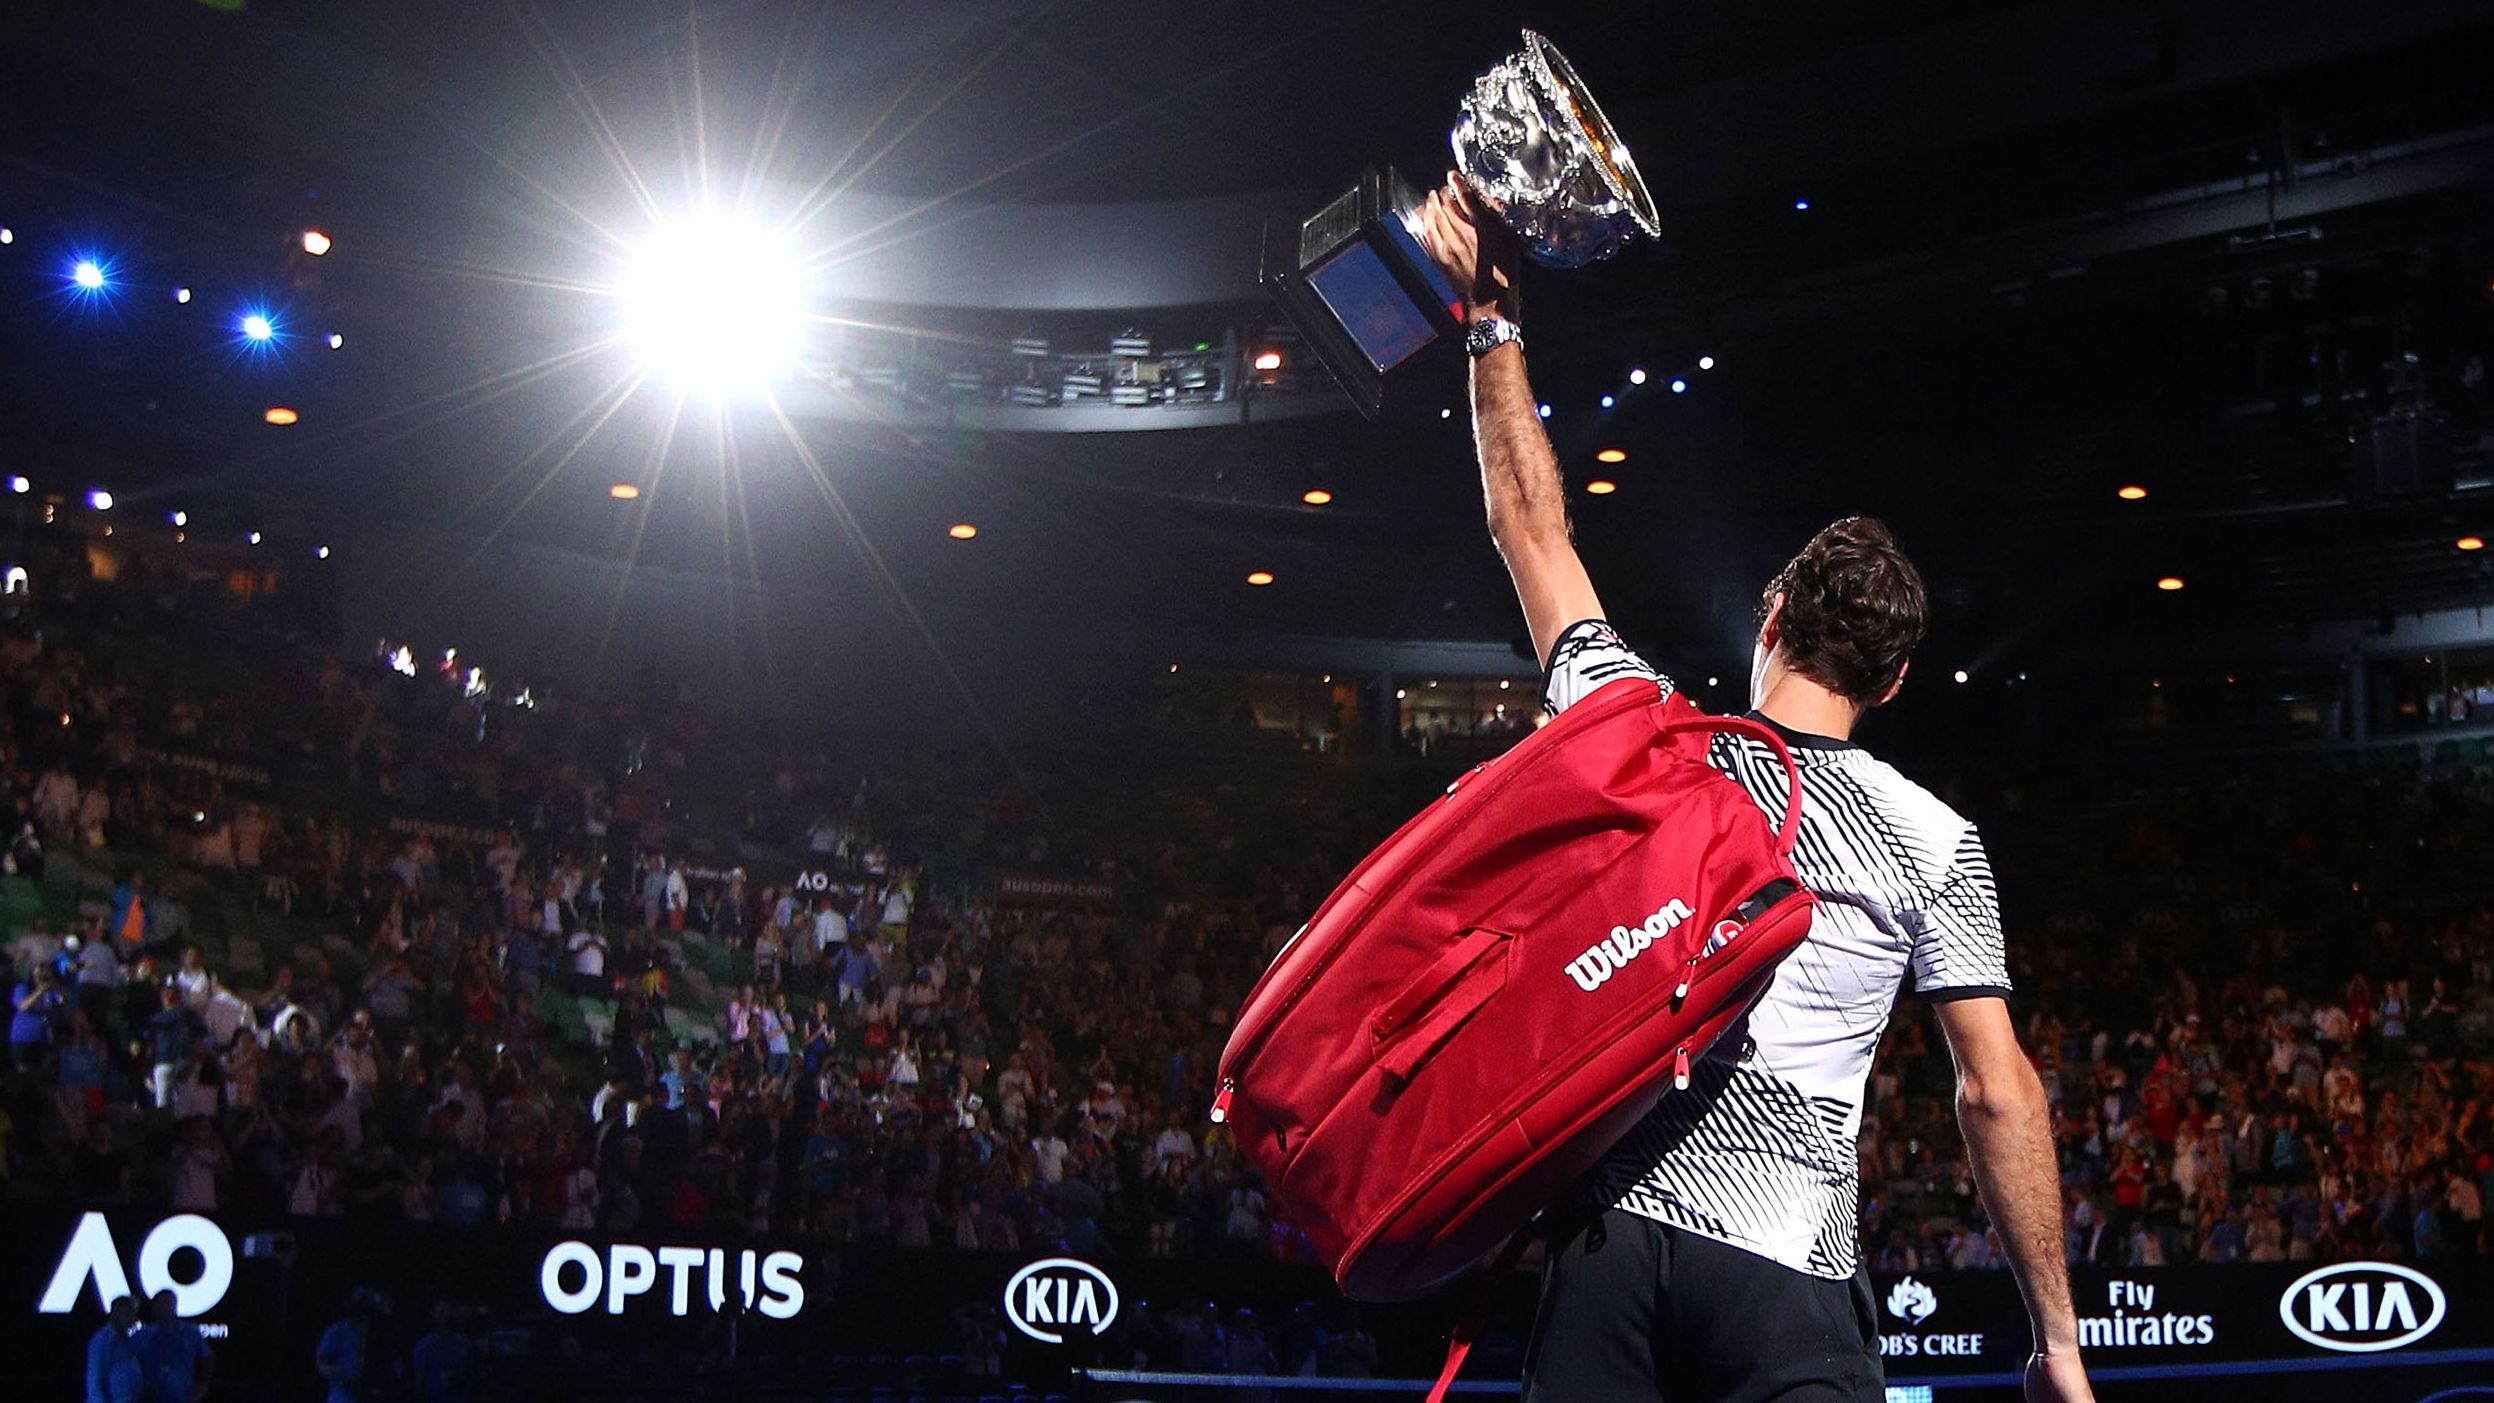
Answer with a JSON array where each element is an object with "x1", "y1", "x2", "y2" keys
[{"x1": 1264, "y1": 29, "x2": 1660, "y2": 416}]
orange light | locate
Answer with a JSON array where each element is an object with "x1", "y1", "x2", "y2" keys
[
  {"x1": 2117, "y1": 485, "x2": 2149, "y2": 501},
  {"x1": 1595, "y1": 448, "x2": 1628, "y2": 464},
  {"x1": 948, "y1": 523, "x2": 979, "y2": 540},
  {"x1": 2459, "y1": 536, "x2": 2486, "y2": 552},
  {"x1": 608, "y1": 483, "x2": 641, "y2": 500},
  {"x1": 1246, "y1": 570, "x2": 1275, "y2": 586},
  {"x1": 1252, "y1": 350, "x2": 1283, "y2": 372},
  {"x1": 301, "y1": 229, "x2": 332, "y2": 256},
  {"x1": 2156, "y1": 576, "x2": 2186, "y2": 591},
  {"x1": 262, "y1": 406, "x2": 299, "y2": 425},
  {"x1": 1585, "y1": 479, "x2": 1618, "y2": 495},
  {"x1": 1300, "y1": 488, "x2": 1333, "y2": 505}
]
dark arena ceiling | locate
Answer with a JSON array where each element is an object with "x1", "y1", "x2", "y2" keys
[{"x1": 4, "y1": 0, "x2": 2494, "y2": 685}]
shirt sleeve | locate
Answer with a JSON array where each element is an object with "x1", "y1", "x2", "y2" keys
[
  {"x1": 1910, "y1": 825, "x2": 2013, "y2": 1001},
  {"x1": 1540, "y1": 619, "x2": 1674, "y2": 716}
]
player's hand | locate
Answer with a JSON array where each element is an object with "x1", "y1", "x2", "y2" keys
[
  {"x1": 1414, "y1": 174, "x2": 1523, "y2": 325},
  {"x1": 2023, "y1": 1349, "x2": 2094, "y2": 1403}
]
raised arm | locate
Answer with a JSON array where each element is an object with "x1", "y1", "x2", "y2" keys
[
  {"x1": 1415, "y1": 179, "x2": 1604, "y2": 665},
  {"x1": 1934, "y1": 995, "x2": 2094, "y2": 1403}
]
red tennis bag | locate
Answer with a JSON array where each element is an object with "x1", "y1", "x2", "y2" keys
[{"x1": 1213, "y1": 676, "x2": 1816, "y2": 1302}]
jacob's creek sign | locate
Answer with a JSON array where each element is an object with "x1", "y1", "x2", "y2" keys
[{"x1": 1879, "y1": 1276, "x2": 1985, "y2": 1358}]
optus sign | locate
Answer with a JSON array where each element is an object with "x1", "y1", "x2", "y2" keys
[
  {"x1": 2277, "y1": 1261, "x2": 2446, "y2": 1354},
  {"x1": 1004, "y1": 1257, "x2": 1118, "y2": 1345},
  {"x1": 538, "y1": 1241, "x2": 805, "y2": 1320}
]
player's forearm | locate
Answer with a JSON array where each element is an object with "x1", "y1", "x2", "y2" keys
[
  {"x1": 1956, "y1": 1063, "x2": 2082, "y2": 1355},
  {"x1": 1470, "y1": 344, "x2": 1572, "y2": 552}
]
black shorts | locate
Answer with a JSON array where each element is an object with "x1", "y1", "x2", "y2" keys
[{"x1": 1520, "y1": 1209, "x2": 1884, "y2": 1403}]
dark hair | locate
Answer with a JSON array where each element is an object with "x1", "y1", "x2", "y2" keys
[{"x1": 1761, "y1": 517, "x2": 1929, "y2": 706}]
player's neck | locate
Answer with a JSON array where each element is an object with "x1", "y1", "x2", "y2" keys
[{"x1": 1753, "y1": 674, "x2": 1862, "y2": 743}]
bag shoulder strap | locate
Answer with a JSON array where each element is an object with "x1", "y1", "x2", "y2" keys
[{"x1": 1651, "y1": 708, "x2": 1807, "y2": 858}]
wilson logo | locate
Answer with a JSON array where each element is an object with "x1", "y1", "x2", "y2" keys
[
  {"x1": 2277, "y1": 1261, "x2": 2445, "y2": 1353},
  {"x1": 1565, "y1": 898, "x2": 1694, "y2": 992}
]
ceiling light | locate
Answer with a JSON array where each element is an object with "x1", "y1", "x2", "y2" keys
[
  {"x1": 620, "y1": 210, "x2": 808, "y2": 394},
  {"x1": 263, "y1": 407, "x2": 299, "y2": 425},
  {"x1": 1246, "y1": 570, "x2": 1275, "y2": 586},
  {"x1": 1439, "y1": 407, "x2": 1453, "y2": 420},
  {"x1": 71, "y1": 259, "x2": 106, "y2": 291},
  {"x1": 1669, "y1": 378, "x2": 1687, "y2": 394},
  {"x1": 1595, "y1": 449, "x2": 1627, "y2": 464},
  {"x1": 301, "y1": 229, "x2": 332, "y2": 256},
  {"x1": 1952, "y1": 670, "x2": 1969, "y2": 684},
  {"x1": 170, "y1": 510, "x2": 187, "y2": 527},
  {"x1": 7, "y1": 476, "x2": 27, "y2": 495},
  {"x1": 1252, "y1": 350, "x2": 1284, "y2": 372},
  {"x1": 327, "y1": 332, "x2": 345, "y2": 349},
  {"x1": 948, "y1": 523, "x2": 979, "y2": 540},
  {"x1": 240, "y1": 313, "x2": 275, "y2": 342},
  {"x1": 1300, "y1": 488, "x2": 1333, "y2": 505},
  {"x1": 1537, "y1": 403, "x2": 1552, "y2": 419},
  {"x1": 1794, "y1": 198, "x2": 1812, "y2": 211},
  {"x1": 1600, "y1": 394, "x2": 1615, "y2": 409},
  {"x1": 1395, "y1": 688, "x2": 1407, "y2": 700},
  {"x1": 1585, "y1": 480, "x2": 1618, "y2": 495},
  {"x1": 1497, "y1": 679, "x2": 1510, "y2": 690},
  {"x1": 0, "y1": 227, "x2": 12, "y2": 245},
  {"x1": 2458, "y1": 536, "x2": 2485, "y2": 552},
  {"x1": 608, "y1": 483, "x2": 641, "y2": 500},
  {"x1": 247, "y1": 532, "x2": 262, "y2": 546},
  {"x1": 174, "y1": 287, "x2": 191, "y2": 304},
  {"x1": 2117, "y1": 485, "x2": 2149, "y2": 501},
  {"x1": 1628, "y1": 368, "x2": 1647, "y2": 386},
  {"x1": 2156, "y1": 576, "x2": 2186, "y2": 591},
  {"x1": 87, "y1": 490, "x2": 113, "y2": 511},
  {"x1": 316, "y1": 545, "x2": 331, "y2": 560},
  {"x1": 1698, "y1": 355, "x2": 1715, "y2": 371}
]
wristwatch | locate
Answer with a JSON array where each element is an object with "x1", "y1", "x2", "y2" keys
[{"x1": 1464, "y1": 316, "x2": 1523, "y2": 358}]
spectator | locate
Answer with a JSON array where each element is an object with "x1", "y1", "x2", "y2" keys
[{"x1": 85, "y1": 1295, "x2": 143, "y2": 1403}]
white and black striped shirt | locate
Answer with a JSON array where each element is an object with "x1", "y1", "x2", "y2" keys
[{"x1": 1544, "y1": 620, "x2": 2010, "y2": 1279}]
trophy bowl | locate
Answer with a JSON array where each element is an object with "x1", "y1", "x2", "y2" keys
[
  {"x1": 1263, "y1": 29, "x2": 1658, "y2": 416},
  {"x1": 1453, "y1": 29, "x2": 1661, "y2": 270}
]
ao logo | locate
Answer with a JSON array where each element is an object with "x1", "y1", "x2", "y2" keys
[
  {"x1": 2278, "y1": 1261, "x2": 2445, "y2": 1353},
  {"x1": 1004, "y1": 1258, "x2": 1119, "y2": 1345},
  {"x1": 1885, "y1": 1276, "x2": 1938, "y2": 1325},
  {"x1": 38, "y1": 1214, "x2": 234, "y2": 1317},
  {"x1": 793, "y1": 871, "x2": 834, "y2": 893}
]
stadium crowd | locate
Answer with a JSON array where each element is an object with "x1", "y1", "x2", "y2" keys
[{"x1": 3, "y1": 540, "x2": 2492, "y2": 1360}]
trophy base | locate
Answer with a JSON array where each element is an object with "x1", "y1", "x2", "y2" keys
[{"x1": 1262, "y1": 167, "x2": 1465, "y2": 419}]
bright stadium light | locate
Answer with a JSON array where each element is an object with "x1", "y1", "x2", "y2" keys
[
  {"x1": 87, "y1": 490, "x2": 113, "y2": 511},
  {"x1": 619, "y1": 211, "x2": 807, "y2": 394},
  {"x1": 240, "y1": 313, "x2": 275, "y2": 342},
  {"x1": 72, "y1": 259, "x2": 107, "y2": 291}
]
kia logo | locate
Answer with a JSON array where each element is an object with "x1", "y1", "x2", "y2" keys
[
  {"x1": 2278, "y1": 1261, "x2": 2446, "y2": 1354},
  {"x1": 1004, "y1": 1257, "x2": 1119, "y2": 1345}
]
